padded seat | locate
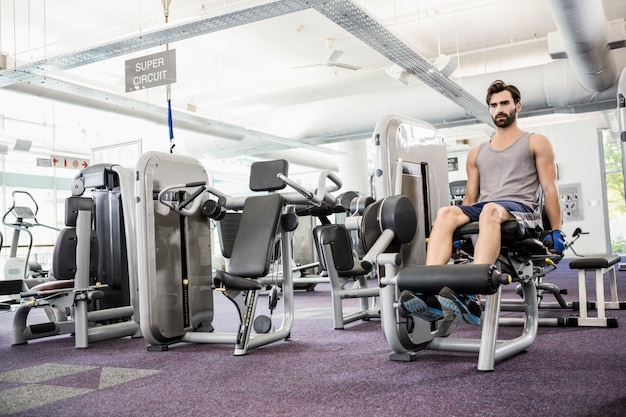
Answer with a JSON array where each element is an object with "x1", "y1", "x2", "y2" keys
[
  {"x1": 20, "y1": 197, "x2": 99, "y2": 298},
  {"x1": 449, "y1": 220, "x2": 570, "y2": 328},
  {"x1": 569, "y1": 254, "x2": 621, "y2": 270},
  {"x1": 453, "y1": 219, "x2": 524, "y2": 242},
  {"x1": 25, "y1": 279, "x2": 75, "y2": 292},
  {"x1": 453, "y1": 219, "x2": 552, "y2": 267}
]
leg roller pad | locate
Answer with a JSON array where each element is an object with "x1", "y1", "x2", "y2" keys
[
  {"x1": 396, "y1": 264, "x2": 503, "y2": 295},
  {"x1": 569, "y1": 254, "x2": 622, "y2": 327}
]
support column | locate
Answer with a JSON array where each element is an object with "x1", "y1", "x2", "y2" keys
[{"x1": 337, "y1": 140, "x2": 370, "y2": 196}]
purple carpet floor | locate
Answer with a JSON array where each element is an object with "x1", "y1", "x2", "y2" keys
[{"x1": 1, "y1": 258, "x2": 625, "y2": 416}]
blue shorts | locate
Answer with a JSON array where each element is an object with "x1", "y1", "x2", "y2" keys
[{"x1": 457, "y1": 201, "x2": 540, "y2": 238}]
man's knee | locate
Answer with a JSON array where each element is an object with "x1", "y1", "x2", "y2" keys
[
  {"x1": 434, "y1": 206, "x2": 468, "y2": 228},
  {"x1": 478, "y1": 202, "x2": 511, "y2": 223}
]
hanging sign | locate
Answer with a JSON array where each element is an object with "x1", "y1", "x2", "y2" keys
[{"x1": 125, "y1": 49, "x2": 177, "y2": 92}]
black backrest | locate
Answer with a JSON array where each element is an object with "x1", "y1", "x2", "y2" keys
[
  {"x1": 217, "y1": 212, "x2": 242, "y2": 258},
  {"x1": 313, "y1": 224, "x2": 355, "y2": 272},
  {"x1": 52, "y1": 229, "x2": 99, "y2": 280},
  {"x1": 52, "y1": 197, "x2": 98, "y2": 280},
  {"x1": 227, "y1": 193, "x2": 284, "y2": 278}
]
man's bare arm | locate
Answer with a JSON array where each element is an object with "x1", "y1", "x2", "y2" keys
[
  {"x1": 463, "y1": 146, "x2": 480, "y2": 205},
  {"x1": 532, "y1": 134, "x2": 562, "y2": 231}
]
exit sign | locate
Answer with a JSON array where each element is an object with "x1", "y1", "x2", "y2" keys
[{"x1": 51, "y1": 155, "x2": 89, "y2": 170}]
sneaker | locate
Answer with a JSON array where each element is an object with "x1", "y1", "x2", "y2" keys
[
  {"x1": 436, "y1": 287, "x2": 481, "y2": 326},
  {"x1": 398, "y1": 290, "x2": 444, "y2": 322}
]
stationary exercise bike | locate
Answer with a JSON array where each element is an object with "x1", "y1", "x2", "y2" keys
[
  {"x1": 2, "y1": 191, "x2": 59, "y2": 281},
  {"x1": 1, "y1": 191, "x2": 59, "y2": 307},
  {"x1": 0, "y1": 231, "x2": 22, "y2": 310}
]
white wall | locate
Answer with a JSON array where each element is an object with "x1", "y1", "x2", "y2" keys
[{"x1": 531, "y1": 118, "x2": 610, "y2": 257}]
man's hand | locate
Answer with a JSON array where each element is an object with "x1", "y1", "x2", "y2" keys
[{"x1": 543, "y1": 230, "x2": 565, "y2": 254}]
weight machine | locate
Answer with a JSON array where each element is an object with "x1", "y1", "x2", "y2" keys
[
  {"x1": 12, "y1": 165, "x2": 141, "y2": 348},
  {"x1": 364, "y1": 115, "x2": 560, "y2": 371},
  {"x1": 135, "y1": 152, "x2": 343, "y2": 355}
]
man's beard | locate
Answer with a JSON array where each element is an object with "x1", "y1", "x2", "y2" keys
[{"x1": 493, "y1": 110, "x2": 517, "y2": 128}]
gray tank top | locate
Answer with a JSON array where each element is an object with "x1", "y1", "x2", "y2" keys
[{"x1": 476, "y1": 131, "x2": 541, "y2": 214}]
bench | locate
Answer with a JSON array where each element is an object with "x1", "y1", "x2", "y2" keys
[{"x1": 568, "y1": 254, "x2": 624, "y2": 327}]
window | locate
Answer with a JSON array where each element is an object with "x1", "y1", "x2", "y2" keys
[
  {"x1": 601, "y1": 129, "x2": 626, "y2": 254},
  {"x1": 0, "y1": 151, "x2": 74, "y2": 273}
]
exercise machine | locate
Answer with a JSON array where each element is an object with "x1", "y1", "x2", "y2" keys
[
  {"x1": 0, "y1": 231, "x2": 23, "y2": 310},
  {"x1": 311, "y1": 193, "x2": 382, "y2": 330},
  {"x1": 135, "y1": 152, "x2": 343, "y2": 355},
  {"x1": 71, "y1": 164, "x2": 140, "y2": 314},
  {"x1": 2, "y1": 191, "x2": 59, "y2": 281},
  {"x1": 214, "y1": 176, "x2": 376, "y2": 329},
  {"x1": 1, "y1": 191, "x2": 59, "y2": 307},
  {"x1": 1, "y1": 191, "x2": 59, "y2": 302},
  {"x1": 12, "y1": 164, "x2": 141, "y2": 347},
  {"x1": 366, "y1": 115, "x2": 561, "y2": 371}
]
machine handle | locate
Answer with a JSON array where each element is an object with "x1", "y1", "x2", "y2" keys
[
  {"x1": 277, "y1": 170, "x2": 343, "y2": 208},
  {"x1": 315, "y1": 170, "x2": 343, "y2": 206},
  {"x1": 277, "y1": 173, "x2": 316, "y2": 204},
  {"x1": 157, "y1": 182, "x2": 206, "y2": 216}
]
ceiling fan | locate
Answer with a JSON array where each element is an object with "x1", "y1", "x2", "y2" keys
[{"x1": 294, "y1": 38, "x2": 362, "y2": 71}]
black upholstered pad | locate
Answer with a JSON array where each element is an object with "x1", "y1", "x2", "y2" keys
[
  {"x1": 397, "y1": 263, "x2": 500, "y2": 295},
  {"x1": 213, "y1": 270, "x2": 263, "y2": 290},
  {"x1": 312, "y1": 224, "x2": 370, "y2": 276},
  {"x1": 226, "y1": 193, "x2": 284, "y2": 279},
  {"x1": 569, "y1": 254, "x2": 621, "y2": 269},
  {"x1": 313, "y1": 224, "x2": 355, "y2": 272},
  {"x1": 453, "y1": 219, "x2": 525, "y2": 242},
  {"x1": 52, "y1": 228, "x2": 99, "y2": 281},
  {"x1": 249, "y1": 159, "x2": 288, "y2": 192}
]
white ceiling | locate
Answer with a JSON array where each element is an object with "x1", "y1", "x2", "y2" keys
[{"x1": 1, "y1": 0, "x2": 626, "y2": 171}]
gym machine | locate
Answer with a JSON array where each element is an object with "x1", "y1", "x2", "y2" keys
[
  {"x1": 135, "y1": 152, "x2": 343, "y2": 355},
  {"x1": 1, "y1": 191, "x2": 60, "y2": 307},
  {"x1": 364, "y1": 115, "x2": 560, "y2": 371},
  {"x1": 12, "y1": 164, "x2": 141, "y2": 348}
]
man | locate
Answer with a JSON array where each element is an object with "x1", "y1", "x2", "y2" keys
[{"x1": 400, "y1": 80, "x2": 564, "y2": 325}]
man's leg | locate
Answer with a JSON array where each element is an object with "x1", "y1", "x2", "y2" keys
[
  {"x1": 401, "y1": 206, "x2": 469, "y2": 321},
  {"x1": 403, "y1": 205, "x2": 476, "y2": 324},
  {"x1": 438, "y1": 202, "x2": 514, "y2": 325},
  {"x1": 472, "y1": 202, "x2": 514, "y2": 264},
  {"x1": 426, "y1": 205, "x2": 471, "y2": 266}
]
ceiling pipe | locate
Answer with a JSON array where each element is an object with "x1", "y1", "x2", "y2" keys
[
  {"x1": 546, "y1": 0, "x2": 619, "y2": 92},
  {"x1": 238, "y1": 49, "x2": 626, "y2": 142}
]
